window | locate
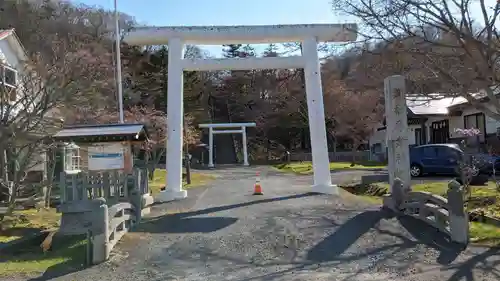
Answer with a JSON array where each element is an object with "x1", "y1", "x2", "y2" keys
[
  {"x1": 372, "y1": 143, "x2": 382, "y2": 153},
  {"x1": 0, "y1": 64, "x2": 17, "y2": 101},
  {"x1": 64, "y1": 144, "x2": 81, "y2": 173},
  {"x1": 431, "y1": 120, "x2": 449, "y2": 143},
  {"x1": 464, "y1": 113, "x2": 486, "y2": 142},
  {"x1": 422, "y1": 147, "x2": 437, "y2": 157},
  {"x1": 437, "y1": 147, "x2": 460, "y2": 159},
  {"x1": 415, "y1": 128, "x2": 422, "y2": 145}
]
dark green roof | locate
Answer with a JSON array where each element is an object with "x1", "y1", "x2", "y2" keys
[{"x1": 53, "y1": 123, "x2": 148, "y2": 143}]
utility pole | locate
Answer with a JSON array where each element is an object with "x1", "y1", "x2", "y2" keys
[{"x1": 114, "y1": 0, "x2": 124, "y2": 123}]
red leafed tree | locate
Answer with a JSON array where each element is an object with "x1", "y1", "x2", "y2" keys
[{"x1": 323, "y1": 77, "x2": 383, "y2": 163}]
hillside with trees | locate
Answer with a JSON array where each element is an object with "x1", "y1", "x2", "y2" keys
[{"x1": 0, "y1": 0, "x2": 384, "y2": 165}]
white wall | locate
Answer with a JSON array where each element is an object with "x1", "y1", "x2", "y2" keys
[
  {"x1": 1, "y1": 36, "x2": 45, "y2": 173},
  {"x1": 0, "y1": 38, "x2": 21, "y2": 69},
  {"x1": 369, "y1": 124, "x2": 421, "y2": 148},
  {"x1": 459, "y1": 106, "x2": 500, "y2": 135},
  {"x1": 0, "y1": 36, "x2": 26, "y2": 109}
]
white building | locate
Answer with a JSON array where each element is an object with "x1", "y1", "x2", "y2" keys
[
  {"x1": 369, "y1": 95, "x2": 500, "y2": 159},
  {"x1": 0, "y1": 29, "x2": 55, "y2": 179},
  {"x1": 0, "y1": 29, "x2": 26, "y2": 101}
]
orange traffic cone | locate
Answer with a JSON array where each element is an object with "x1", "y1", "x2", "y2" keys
[{"x1": 253, "y1": 172, "x2": 263, "y2": 195}]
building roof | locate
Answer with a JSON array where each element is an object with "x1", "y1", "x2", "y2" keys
[
  {"x1": 406, "y1": 96, "x2": 467, "y2": 115},
  {"x1": 405, "y1": 90, "x2": 495, "y2": 116},
  {"x1": 53, "y1": 123, "x2": 149, "y2": 143},
  {"x1": 0, "y1": 29, "x2": 28, "y2": 63}
]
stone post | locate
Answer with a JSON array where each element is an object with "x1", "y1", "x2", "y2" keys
[
  {"x1": 383, "y1": 178, "x2": 408, "y2": 210},
  {"x1": 91, "y1": 198, "x2": 109, "y2": 264},
  {"x1": 130, "y1": 184, "x2": 142, "y2": 224},
  {"x1": 447, "y1": 180, "x2": 469, "y2": 245},
  {"x1": 384, "y1": 75, "x2": 411, "y2": 192},
  {"x1": 133, "y1": 169, "x2": 153, "y2": 218}
]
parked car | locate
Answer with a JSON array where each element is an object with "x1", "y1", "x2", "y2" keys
[{"x1": 409, "y1": 143, "x2": 500, "y2": 177}]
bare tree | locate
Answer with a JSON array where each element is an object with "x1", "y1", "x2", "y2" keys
[
  {"x1": 333, "y1": 0, "x2": 500, "y2": 119},
  {"x1": 0, "y1": 35, "x2": 113, "y2": 217}
]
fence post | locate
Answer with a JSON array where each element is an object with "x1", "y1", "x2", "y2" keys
[
  {"x1": 91, "y1": 198, "x2": 109, "y2": 264},
  {"x1": 59, "y1": 172, "x2": 66, "y2": 204},
  {"x1": 103, "y1": 172, "x2": 110, "y2": 200},
  {"x1": 447, "y1": 180, "x2": 469, "y2": 245},
  {"x1": 130, "y1": 178, "x2": 142, "y2": 223},
  {"x1": 144, "y1": 169, "x2": 150, "y2": 195},
  {"x1": 136, "y1": 169, "x2": 143, "y2": 194},
  {"x1": 82, "y1": 172, "x2": 89, "y2": 201}
]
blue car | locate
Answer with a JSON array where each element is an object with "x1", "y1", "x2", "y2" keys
[{"x1": 409, "y1": 144, "x2": 500, "y2": 177}]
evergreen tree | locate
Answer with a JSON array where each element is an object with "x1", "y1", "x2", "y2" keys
[
  {"x1": 222, "y1": 44, "x2": 243, "y2": 58},
  {"x1": 263, "y1": 44, "x2": 279, "y2": 57}
]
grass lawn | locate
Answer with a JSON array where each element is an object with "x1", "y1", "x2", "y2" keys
[
  {"x1": 342, "y1": 181, "x2": 500, "y2": 246},
  {"x1": 0, "y1": 237, "x2": 86, "y2": 277},
  {"x1": 274, "y1": 161, "x2": 386, "y2": 175},
  {"x1": 0, "y1": 209, "x2": 84, "y2": 277},
  {"x1": 0, "y1": 208, "x2": 60, "y2": 243},
  {"x1": 148, "y1": 169, "x2": 217, "y2": 194},
  {"x1": 355, "y1": 181, "x2": 498, "y2": 198}
]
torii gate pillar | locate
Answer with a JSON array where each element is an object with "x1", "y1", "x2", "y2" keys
[{"x1": 124, "y1": 24, "x2": 358, "y2": 202}]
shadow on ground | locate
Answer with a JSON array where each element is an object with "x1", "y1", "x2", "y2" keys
[
  {"x1": 136, "y1": 193, "x2": 319, "y2": 234},
  {"x1": 18, "y1": 193, "x2": 500, "y2": 281},
  {"x1": 307, "y1": 211, "x2": 463, "y2": 264},
  {"x1": 178, "y1": 209, "x2": 500, "y2": 281},
  {"x1": 26, "y1": 261, "x2": 86, "y2": 281},
  {"x1": 306, "y1": 210, "x2": 391, "y2": 263},
  {"x1": 137, "y1": 216, "x2": 238, "y2": 234}
]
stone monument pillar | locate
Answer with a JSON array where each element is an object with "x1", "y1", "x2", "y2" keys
[{"x1": 384, "y1": 75, "x2": 411, "y2": 192}]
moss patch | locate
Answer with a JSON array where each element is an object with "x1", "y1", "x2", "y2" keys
[
  {"x1": 148, "y1": 169, "x2": 216, "y2": 194},
  {"x1": 345, "y1": 181, "x2": 498, "y2": 198},
  {"x1": 274, "y1": 161, "x2": 386, "y2": 175},
  {"x1": 469, "y1": 222, "x2": 500, "y2": 246}
]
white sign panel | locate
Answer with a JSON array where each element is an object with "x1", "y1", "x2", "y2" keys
[{"x1": 88, "y1": 143, "x2": 124, "y2": 170}]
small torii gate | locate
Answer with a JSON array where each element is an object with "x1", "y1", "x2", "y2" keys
[
  {"x1": 199, "y1": 122, "x2": 256, "y2": 167},
  {"x1": 123, "y1": 24, "x2": 357, "y2": 202}
]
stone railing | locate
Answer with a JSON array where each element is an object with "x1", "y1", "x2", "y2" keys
[
  {"x1": 383, "y1": 178, "x2": 469, "y2": 245},
  {"x1": 57, "y1": 169, "x2": 154, "y2": 264}
]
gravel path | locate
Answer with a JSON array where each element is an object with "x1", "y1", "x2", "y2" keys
[{"x1": 21, "y1": 167, "x2": 500, "y2": 280}]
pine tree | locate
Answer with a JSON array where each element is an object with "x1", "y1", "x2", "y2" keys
[
  {"x1": 263, "y1": 44, "x2": 279, "y2": 57},
  {"x1": 222, "y1": 44, "x2": 243, "y2": 58}
]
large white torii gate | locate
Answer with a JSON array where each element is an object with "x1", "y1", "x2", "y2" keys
[
  {"x1": 199, "y1": 122, "x2": 256, "y2": 167},
  {"x1": 123, "y1": 24, "x2": 357, "y2": 202}
]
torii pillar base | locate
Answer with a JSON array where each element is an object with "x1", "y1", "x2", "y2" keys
[
  {"x1": 312, "y1": 184, "x2": 339, "y2": 195},
  {"x1": 154, "y1": 189, "x2": 187, "y2": 203}
]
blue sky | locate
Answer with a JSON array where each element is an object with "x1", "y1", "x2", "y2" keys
[{"x1": 73, "y1": 0, "x2": 355, "y2": 57}]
